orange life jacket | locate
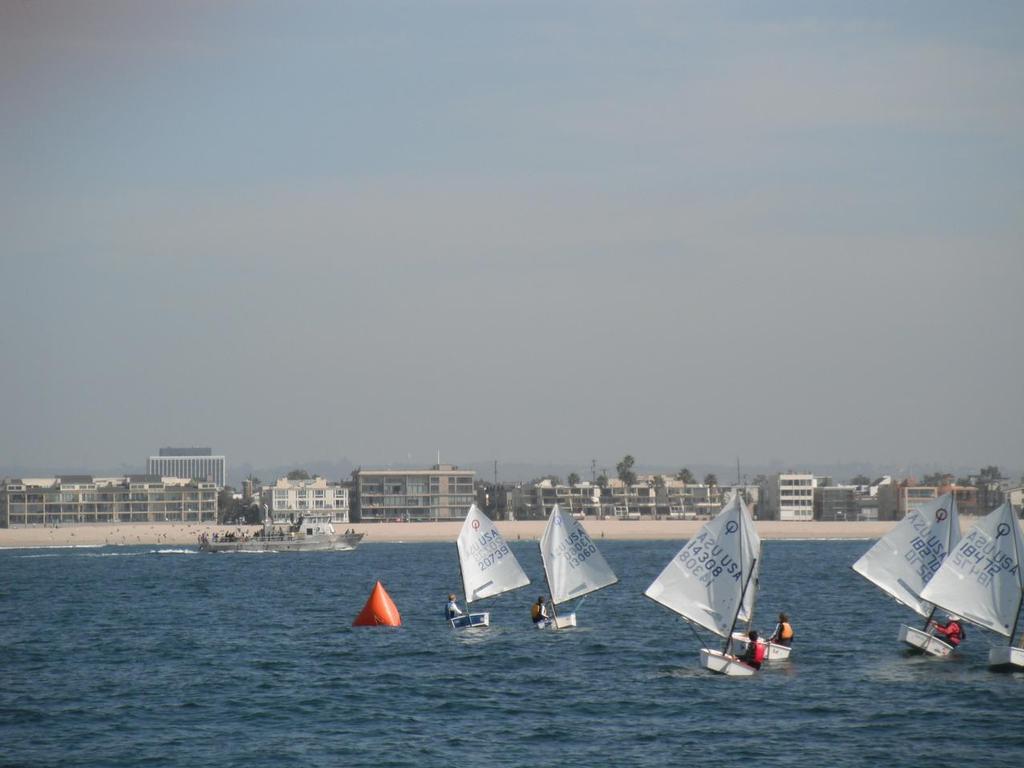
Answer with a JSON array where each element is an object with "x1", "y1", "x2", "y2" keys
[{"x1": 779, "y1": 622, "x2": 794, "y2": 641}]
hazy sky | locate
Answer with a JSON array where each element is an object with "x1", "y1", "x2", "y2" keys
[{"x1": 2, "y1": 1, "x2": 1022, "y2": 473}]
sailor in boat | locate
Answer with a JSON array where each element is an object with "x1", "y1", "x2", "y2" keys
[
  {"x1": 769, "y1": 613, "x2": 794, "y2": 647},
  {"x1": 738, "y1": 630, "x2": 766, "y2": 670},
  {"x1": 929, "y1": 615, "x2": 964, "y2": 649},
  {"x1": 445, "y1": 593, "x2": 464, "y2": 622},
  {"x1": 531, "y1": 596, "x2": 550, "y2": 627}
]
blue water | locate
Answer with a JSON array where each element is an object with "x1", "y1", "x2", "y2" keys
[{"x1": 2, "y1": 540, "x2": 1023, "y2": 767}]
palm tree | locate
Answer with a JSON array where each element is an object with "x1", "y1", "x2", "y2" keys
[
  {"x1": 616, "y1": 455, "x2": 637, "y2": 485},
  {"x1": 676, "y1": 468, "x2": 695, "y2": 484}
]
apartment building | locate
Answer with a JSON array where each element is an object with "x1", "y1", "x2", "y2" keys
[
  {"x1": 1, "y1": 475, "x2": 218, "y2": 526},
  {"x1": 261, "y1": 476, "x2": 350, "y2": 525},
  {"x1": 814, "y1": 484, "x2": 859, "y2": 521},
  {"x1": 352, "y1": 464, "x2": 475, "y2": 522},
  {"x1": 760, "y1": 473, "x2": 816, "y2": 521}
]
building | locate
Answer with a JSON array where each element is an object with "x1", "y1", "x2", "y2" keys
[
  {"x1": 262, "y1": 476, "x2": 350, "y2": 526},
  {"x1": 505, "y1": 479, "x2": 604, "y2": 520},
  {"x1": 938, "y1": 484, "x2": 981, "y2": 516},
  {"x1": 1, "y1": 475, "x2": 218, "y2": 527},
  {"x1": 759, "y1": 473, "x2": 816, "y2": 521},
  {"x1": 352, "y1": 464, "x2": 476, "y2": 522},
  {"x1": 814, "y1": 484, "x2": 858, "y2": 521},
  {"x1": 899, "y1": 485, "x2": 938, "y2": 519},
  {"x1": 1008, "y1": 487, "x2": 1024, "y2": 515},
  {"x1": 147, "y1": 447, "x2": 226, "y2": 488},
  {"x1": 873, "y1": 477, "x2": 900, "y2": 521}
]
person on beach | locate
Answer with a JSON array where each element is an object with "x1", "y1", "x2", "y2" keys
[
  {"x1": 769, "y1": 613, "x2": 794, "y2": 646},
  {"x1": 445, "y1": 593, "x2": 463, "y2": 621},
  {"x1": 531, "y1": 596, "x2": 550, "y2": 626},
  {"x1": 739, "y1": 630, "x2": 766, "y2": 670},
  {"x1": 930, "y1": 616, "x2": 964, "y2": 647}
]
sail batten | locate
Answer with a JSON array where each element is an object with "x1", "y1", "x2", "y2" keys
[
  {"x1": 852, "y1": 493, "x2": 960, "y2": 618},
  {"x1": 919, "y1": 502, "x2": 1024, "y2": 638},
  {"x1": 457, "y1": 505, "x2": 530, "y2": 604},
  {"x1": 540, "y1": 505, "x2": 618, "y2": 606},
  {"x1": 644, "y1": 495, "x2": 760, "y2": 640}
]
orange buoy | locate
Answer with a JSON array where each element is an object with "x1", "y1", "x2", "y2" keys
[{"x1": 352, "y1": 580, "x2": 402, "y2": 627}]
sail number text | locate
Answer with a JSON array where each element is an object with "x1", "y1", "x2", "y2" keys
[
  {"x1": 468, "y1": 528, "x2": 512, "y2": 572},
  {"x1": 952, "y1": 529, "x2": 1020, "y2": 587},
  {"x1": 677, "y1": 530, "x2": 742, "y2": 585},
  {"x1": 904, "y1": 514, "x2": 946, "y2": 580},
  {"x1": 552, "y1": 530, "x2": 598, "y2": 568}
]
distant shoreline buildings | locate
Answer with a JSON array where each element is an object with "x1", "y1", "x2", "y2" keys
[
  {"x1": 1, "y1": 448, "x2": 1021, "y2": 528},
  {"x1": 0, "y1": 475, "x2": 218, "y2": 526}
]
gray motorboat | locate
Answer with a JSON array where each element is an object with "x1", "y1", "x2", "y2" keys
[{"x1": 198, "y1": 513, "x2": 364, "y2": 553}]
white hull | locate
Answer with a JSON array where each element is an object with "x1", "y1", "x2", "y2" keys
[
  {"x1": 988, "y1": 646, "x2": 1024, "y2": 671},
  {"x1": 535, "y1": 612, "x2": 577, "y2": 629},
  {"x1": 449, "y1": 612, "x2": 489, "y2": 629},
  {"x1": 730, "y1": 632, "x2": 792, "y2": 660},
  {"x1": 898, "y1": 624, "x2": 954, "y2": 657},
  {"x1": 700, "y1": 648, "x2": 757, "y2": 676}
]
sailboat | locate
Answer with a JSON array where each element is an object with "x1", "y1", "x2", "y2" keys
[
  {"x1": 537, "y1": 504, "x2": 618, "y2": 629},
  {"x1": 644, "y1": 494, "x2": 761, "y2": 676},
  {"x1": 451, "y1": 504, "x2": 531, "y2": 629},
  {"x1": 851, "y1": 492, "x2": 961, "y2": 655},
  {"x1": 918, "y1": 502, "x2": 1024, "y2": 670}
]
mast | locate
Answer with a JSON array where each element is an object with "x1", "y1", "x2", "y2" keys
[
  {"x1": 543, "y1": 567, "x2": 560, "y2": 629},
  {"x1": 725, "y1": 557, "x2": 759, "y2": 655},
  {"x1": 723, "y1": 501, "x2": 755, "y2": 655},
  {"x1": 456, "y1": 541, "x2": 471, "y2": 609}
]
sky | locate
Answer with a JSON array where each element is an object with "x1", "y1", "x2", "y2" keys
[{"x1": 1, "y1": 1, "x2": 1022, "y2": 475}]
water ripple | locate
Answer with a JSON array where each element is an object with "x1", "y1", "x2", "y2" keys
[{"x1": 2, "y1": 540, "x2": 1023, "y2": 767}]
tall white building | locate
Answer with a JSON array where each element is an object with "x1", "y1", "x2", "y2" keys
[
  {"x1": 761, "y1": 473, "x2": 816, "y2": 521},
  {"x1": 147, "y1": 447, "x2": 226, "y2": 488},
  {"x1": 262, "y1": 476, "x2": 350, "y2": 525}
]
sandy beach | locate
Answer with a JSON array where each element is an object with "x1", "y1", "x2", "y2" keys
[{"x1": 0, "y1": 518, "x2": 927, "y2": 549}]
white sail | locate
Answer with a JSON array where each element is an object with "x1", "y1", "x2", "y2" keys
[
  {"x1": 540, "y1": 504, "x2": 618, "y2": 606},
  {"x1": 919, "y1": 502, "x2": 1024, "y2": 638},
  {"x1": 852, "y1": 492, "x2": 961, "y2": 617},
  {"x1": 644, "y1": 495, "x2": 760, "y2": 639},
  {"x1": 457, "y1": 504, "x2": 530, "y2": 603}
]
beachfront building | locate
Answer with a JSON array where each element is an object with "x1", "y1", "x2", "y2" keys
[
  {"x1": 899, "y1": 484, "x2": 938, "y2": 518},
  {"x1": 759, "y1": 473, "x2": 816, "y2": 521},
  {"x1": 604, "y1": 479, "x2": 660, "y2": 519},
  {"x1": 147, "y1": 447, "x2": 226, "y2": 488},
  {"x1": 506, "y1": 480, "x2": 604, "y2": 520},
  {"x1": 261, "y1": 476, "x2": 350, "y2": 525},
  {"x1": 1009, "y1": 487, "x2": 1024, "y2": 515},
  {"x1": 0, "y1": 475, "x2": 218, "y2": 527},
  {"x1": 352, "y1": 464, "x2": 475, "y2": 522},
  {"x1": 813, "y1": 484, "x2": 859, "y2": 521}
]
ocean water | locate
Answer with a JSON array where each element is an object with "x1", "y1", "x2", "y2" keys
[{"x1": 2, "y1": 539, "x2": 1023, "y2": 768}]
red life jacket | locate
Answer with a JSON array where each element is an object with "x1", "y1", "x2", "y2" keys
[
  {"x1": 753, "y1": 640, "x2": 766, "y2": 664},
  {"x1": 946, "y1": 622, "x2": 962, "y2": 646}
]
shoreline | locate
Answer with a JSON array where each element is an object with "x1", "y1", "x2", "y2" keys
[{"x1": 0, "y1": 519, "x2": 934, "y2": 549}]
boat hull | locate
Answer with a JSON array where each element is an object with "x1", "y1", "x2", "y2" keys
[
  {"x1": 730, "y1": 632, "x2": 791, "y2": 660},
  {"x1": 450, "y1": 612, "x2": 490, "y2": 629},
  {"x1": 898, "y1": 624, "x2": 954, "y2": 657},
  {"x1": 988, "y1": 646, "x2": 1024, "y2": 671},
  {"x1": 535, "y1": 613, "x2": 577, "y2": 629},
  {"x1": 200, "y1": 533, "x2": 364, "y2": 553},
  {"x1": 700, "y1": 648, "x2": 757, "y2": 676}
]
